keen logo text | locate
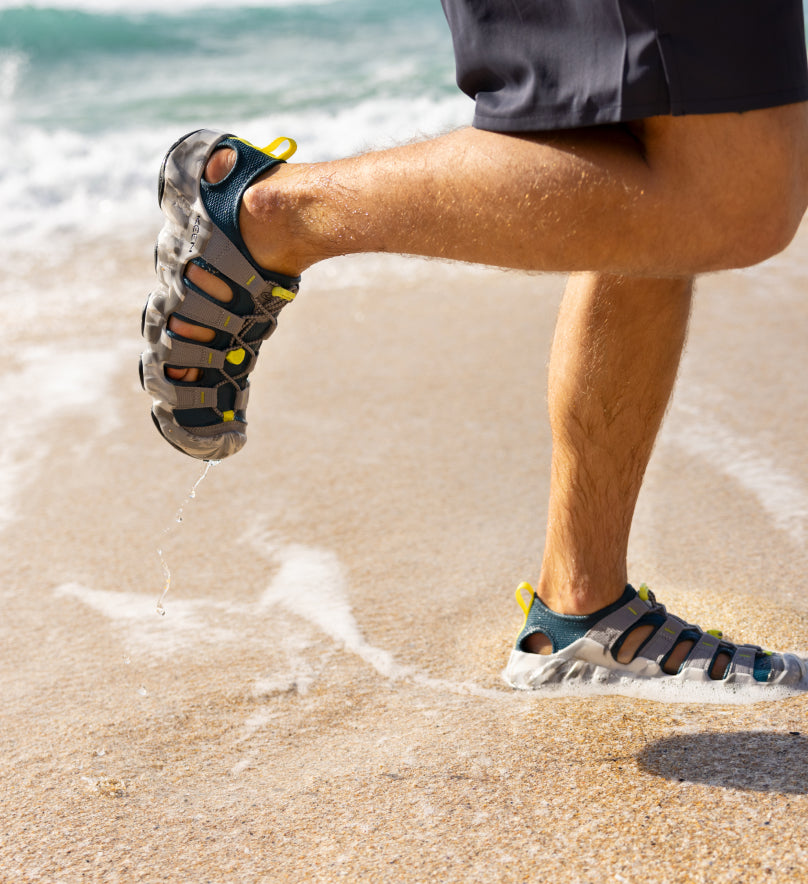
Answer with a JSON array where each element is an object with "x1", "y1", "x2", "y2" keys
[{"x1": 189, "y1": 216, "x2": 201, "y2": 252}]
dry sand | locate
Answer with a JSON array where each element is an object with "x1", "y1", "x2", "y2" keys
[{"x1": 2, "y1": 223, "x2": 808, "y2": 883}]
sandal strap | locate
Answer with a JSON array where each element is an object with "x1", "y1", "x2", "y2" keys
[
  {"x1": 171, "y1": 384, "x2": 249, "y2": 411},
  {"x1": 586, "y1": 593, "x2": 655, "y2": 647},
  {"x1": 679, "y1": 632, "x2": 724, "y2": 672},
  {"x1": 203, "y1": 225, "x2": 280, "y2": 296},
  {"x1": 166, "y1": 339, "x2": 227, "y2": 370},
  {"x1": 175, "y1": 290, "x2": 247, "y2": 335},
  {"x1": 199, "y1": 137, "x2": 300, "y2": 293},
  {"x1": 634, "y1": 614, "x2": 688, "y2": 663},
  {"x1": 726, "y1": 645, "x2": 759, "y2": 678}
]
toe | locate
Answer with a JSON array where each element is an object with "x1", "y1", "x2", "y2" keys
[
  {"x1": 166, "y1": 365, "x2": 198, "y2": 382},
  {"x1": 203, "y1": 147, "x2": 236, "y2": 184}
]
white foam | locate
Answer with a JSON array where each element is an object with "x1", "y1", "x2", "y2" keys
[
  {"x1": 251, "y1": 532, "x2": 510, "y2": 701},
  {"x1": 665, "y1": 402, "x2": 808, "y2": 546},
  {"x1": 257, "y1": 540, "x2": 406, "y2": 680},
  {"x1": 0, "y1": 91, "x2": 470, "y2": 254},
  {"x1": 0, "y1": 344, "x2": 124, "y2": 532},
  {"x1": 53, "y1": 532, "x2": 511, "y2": 703},
  {"x1": 53, "y1": 582, "x2": 238, "y2": 655},
  {"x1": 2, "y1": 122, "x2": 163, "y2": 252}
]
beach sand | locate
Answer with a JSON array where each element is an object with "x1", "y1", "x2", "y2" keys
[{"x1": 2, "y1": 223, "x2": 808, "y2": 883}]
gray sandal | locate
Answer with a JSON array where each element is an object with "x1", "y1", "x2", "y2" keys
[
  {"x1": 503, "y1": 583, "x2": 808, "y2": 702},
  {"x1": 141, "y1": 129, "x2": 300, "y2": 460}
]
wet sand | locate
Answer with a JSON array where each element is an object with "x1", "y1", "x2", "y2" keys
[{"x1": 2, "y1": 225, "x2": 808, "y2": 882}]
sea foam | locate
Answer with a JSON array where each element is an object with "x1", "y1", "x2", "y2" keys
[{"x1": 0, "y1": 0, "x2": 469, "y2": 253}]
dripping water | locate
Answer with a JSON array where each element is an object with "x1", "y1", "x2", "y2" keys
[{"x1": 156, "y1": 459, "x2": 219, "y2": 615}]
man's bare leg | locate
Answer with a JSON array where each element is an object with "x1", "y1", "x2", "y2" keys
[
  {"x1": 233, "y1": 105, "x2": 808, "y2": 277},
  {"x1": 517, "y1": 272, "x2": 739, "y2": 678},
  {"x1": 537, "y1": 272, "x2": 692, "y2": 616},
  {"x1": 171, "y1": 103, "x2": 808, "y2": 384}
]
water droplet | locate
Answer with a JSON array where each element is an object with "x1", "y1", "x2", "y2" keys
[{"x1": 152, "y1": 460, "x2": 219, "y2": 613}]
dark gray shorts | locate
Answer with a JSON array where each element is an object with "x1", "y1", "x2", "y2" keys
[{"x1": 440, "y1": 0, "x2": 808, "y2": 131}]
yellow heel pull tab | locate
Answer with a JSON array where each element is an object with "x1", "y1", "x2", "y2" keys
[
  {"x1": 638, "y1": 583, "x2": 650, "y2": 602},
  {"x1": 262, "y1": 136, "x2": 297, "y2": 161},
  {"x1": 233, "y1": 136, "x2": 298, "y2": 161},
  {"x1": 707, "y1": 628, "x2": 723, "y2": 639},
  {"x1": 515, "y1": 582, "x2": 535, "y2": 619}
]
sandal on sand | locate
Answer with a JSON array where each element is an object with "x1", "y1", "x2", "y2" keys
[
  {"x1": 503, "y1": 582, "x2": 808, "y2": 702},
  {"x1": 141, "y1": 129, "x2": 300, "y2": 460}
]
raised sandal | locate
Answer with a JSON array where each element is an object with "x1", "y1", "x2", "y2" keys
[
  {"x1": 503, "y1": 582, "x2": 808, "y2": 702},
  {"x1": 141, "y1": 129, "x2": 300, "y2": 460}
]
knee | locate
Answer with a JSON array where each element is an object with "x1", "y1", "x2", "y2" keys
[
  {"x1": 644, "y1": 108, "x2": 808, "y2": 272},
  {"x1": 712, "y1": 175, "x2": 807, "y2": 269},
  {"x1": 683, "y1": 159, "x2": 807, "y2": 271}
]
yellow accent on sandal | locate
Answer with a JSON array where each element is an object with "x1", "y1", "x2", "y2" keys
[
  {"x1": 226, "y1": 348, "x2": 246, "y2": 366},
  {"x1": 638, "y1": 583, "x2": 650, "y2": 602},
  {"x1": 262, "y1": 136, "x2": 297, "y2": 160},
  {"x1": 707, "y1": 629, "x2": 723, "y2": 639},
  {"x1": 222, "y1": 410, "x2": 235, "y2": 422},
  {"x1": 515, "y1": 582, "x2": 535, "y2": 624},
  {"x1": 234, "y1": 136, "x2": 298, "y2": 161},
  {"x1": 271, "y1": 285, "x2": 296, "y2": 301}
]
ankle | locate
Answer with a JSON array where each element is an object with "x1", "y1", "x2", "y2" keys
[
  {"x1": 240, "y1": 163, "x2": 331, "y2": 277},
  {"x1": 536, "y1": 570, "x2": 627, "y2": 616}
]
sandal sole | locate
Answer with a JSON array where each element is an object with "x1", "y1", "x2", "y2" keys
[{"x1": 503, "y1": 645, "x2": 808, "y2": 704}]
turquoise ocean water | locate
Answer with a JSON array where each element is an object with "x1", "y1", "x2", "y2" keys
[{"x1": 0, "y1": 0, "x2": 470, "y2": 252}]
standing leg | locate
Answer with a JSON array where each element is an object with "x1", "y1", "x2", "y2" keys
[{"x1": 534, "y1": 272, "x2": 692, "y2": 616}]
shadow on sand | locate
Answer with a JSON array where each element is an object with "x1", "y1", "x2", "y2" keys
[{"x1": 637, "y1": 730, "x2": 808, "y2": 793}]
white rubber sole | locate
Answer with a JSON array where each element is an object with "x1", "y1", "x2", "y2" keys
[{"x1": 503, "y1": 639, "x2": 808, "y2": 704}]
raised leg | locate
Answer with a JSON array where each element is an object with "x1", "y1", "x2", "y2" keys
[
  {"x1": 236, "y1": 107, "x2": 808, "y2": 277},
  {"x1": 171, "y1": 105, "x2": 808, "y2": 382}
]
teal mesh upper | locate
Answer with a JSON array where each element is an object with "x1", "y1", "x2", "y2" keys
[{"x1": 516, "y1": 586, "x2": 636, "y2": 653}]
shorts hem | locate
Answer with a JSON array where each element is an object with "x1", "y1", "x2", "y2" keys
[
  {"x1": 473, "y1": 89, "x2": 808, "y2": 133},
  {"x1": 669, "y1": 89, "x2": 808, "y2": 117}
]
